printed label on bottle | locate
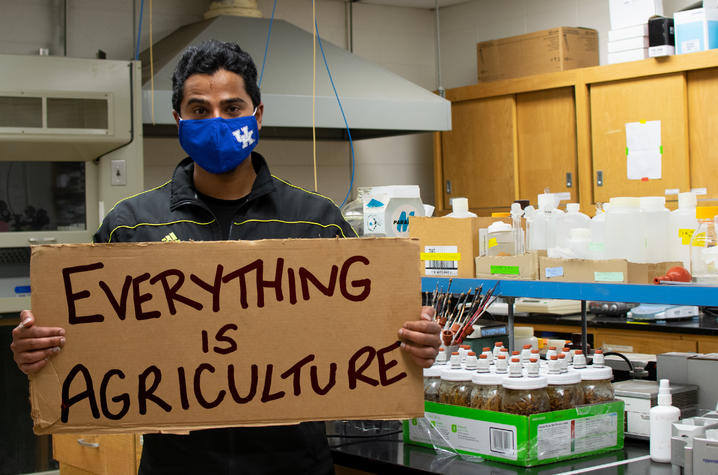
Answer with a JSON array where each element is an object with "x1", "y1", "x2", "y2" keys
[
  {"x1": 691, "y1": 232, "x2": 706, "y2": 247},
  {"x1": 594, "y1": 272, "x2": 624, "y2": 282},
  {"x1": 422, "y1": 246, "x2": 459, "y2": 276},
  {"x1": 589, "y1": 242, "x2": 604, "y2": 251},
  {"x1": 490, "y1": 265, "x2": 520, "y2": 275},
  {"x1": 678, "y1": 228, "x2": 696, "y2": 246},
  {"x1": 545, "y1": 267, "x2": 564, "y2": 278},
  {"x1": 488, "y1": 237, "x2": 498, "y2": 248}
]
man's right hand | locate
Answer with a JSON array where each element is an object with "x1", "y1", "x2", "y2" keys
[{"x1": 11, "y1": 310, "x2": 65, "y2": 375}]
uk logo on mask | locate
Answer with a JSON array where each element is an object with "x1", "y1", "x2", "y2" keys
[{"x1": 232, "y1": 126, "x2": 255, "y2": 149}]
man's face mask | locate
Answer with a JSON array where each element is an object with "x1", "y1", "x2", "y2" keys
[{"x1": 178, "y1": 109, "x2": 259, "y2": 174}]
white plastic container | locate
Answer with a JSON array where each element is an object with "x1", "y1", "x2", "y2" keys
[
  {"x1": 567, "y1": 228, "x2": 592, "y2": 259},
  {"x1": 605, "y1": 197, "x2": 643, "y2": 261},
  {"x1": 446, "y1": 197, "x2": 478, "y2": 218},
  {"x1": 590, "y1": 203, "x2": 609, "y2": 260},
  {"x1": 556, "y1": 203, "x2": 591, "y2": 248},
  {"x1": 639, "y1": 196, "x2": 670, "y2": 263},
  {"x1": 649, "y1": 379, "x2": 680, "y2": 463},
  {"x1": 487, "y1": 221, "x2": 514, "y2": 256},
  {"x1": 670, "y1": 192, "x2": 698, "y2": 268},
  {"x1": 527, "y1": 194, "x2": 563, "y2": 251}
]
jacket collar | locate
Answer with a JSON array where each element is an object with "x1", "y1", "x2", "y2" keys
[{"x1": 169, "y1": 151, "x2": 275, "y2": 210}]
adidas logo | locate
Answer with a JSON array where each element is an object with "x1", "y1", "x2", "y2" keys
[{"x1": 161, "y1": 232, "x2": 180, "y2": 242}]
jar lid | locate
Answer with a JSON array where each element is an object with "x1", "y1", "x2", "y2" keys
[
  {"x1": 579, "y1": 366, "x2": 613, "y2": 381},
  {"x1": 441, "y1": 367, "x2": 473, "y2": 381},
  {"x1": 423, "y1": 365, "x2": 442, "y2": 377},
  {"x1": 502, "y1": 375, "x2": 548, "y2": 390},
  {"x1": 546, "y1": 370, "x2": 581, "y2": 385},
  {"x1": 471, "y1": 371, "x2": 503, "y2": 385}
]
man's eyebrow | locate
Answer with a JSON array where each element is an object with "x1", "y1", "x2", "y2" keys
[
  {"x1": 220, "y1": 97, "x2": 248, "y2": 105},
  {"x1": 185, "y1": 98, "x2": 209, "y2": 106}
]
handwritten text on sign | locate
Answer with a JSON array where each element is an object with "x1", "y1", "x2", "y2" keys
[{"x1": 29, "y1": 239, "x2": 423, "y2": 434}]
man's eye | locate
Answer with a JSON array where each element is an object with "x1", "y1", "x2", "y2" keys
[
  {"x1": 227, "y1": 105, "x2": 242, "y2": 114},
  {"x1": 192, "y1": 107, "x2": 207, "y2": 115}
]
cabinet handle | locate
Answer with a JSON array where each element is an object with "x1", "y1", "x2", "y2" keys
[
  {"x1": 596, "y1": 171, "x2": 604, "y2": 187},
  {"x1": 446, "y1": 180, "x2": 452, "y2": 194},
  {"x1": 77, "y1": 438, "x2": 100, "y2": 448},
  {"x1": 566, "y1": 172, "x2": 573, "y2": 188}
]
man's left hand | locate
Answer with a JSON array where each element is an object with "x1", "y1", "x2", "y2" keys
[{"x1": 398, "y1": 306, "x2": 440, "y2": 368}]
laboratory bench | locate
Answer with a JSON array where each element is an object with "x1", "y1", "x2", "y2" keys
[{"x1": 329, "y1": 428, "x2": 668, "y2": 474}]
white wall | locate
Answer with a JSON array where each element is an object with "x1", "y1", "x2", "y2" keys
[{"x1": 439, "y1": 0, "x2": 698, "y2": 89}]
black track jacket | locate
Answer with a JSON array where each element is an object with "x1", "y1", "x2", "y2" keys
[{"x1": 94, "y1": 152, "x2": 356, "y2": 474}]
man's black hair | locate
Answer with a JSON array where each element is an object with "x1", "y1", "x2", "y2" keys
[{"x1": 171, "y1": 39, "x2": 261, "y2": 112}]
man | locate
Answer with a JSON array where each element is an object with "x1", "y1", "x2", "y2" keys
[{"x1": 11, "y1": 40, "x2": 440, "y2": 473}]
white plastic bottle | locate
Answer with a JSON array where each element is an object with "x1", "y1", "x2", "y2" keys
[
  {"x1": 649, "y1": 379, "x2": 680, "y2": 463},
  {"x1": 527, "y1": 194, "x2": 563, "y2": 251},
  {"x1": 446, "y1": 197, "x2": 478, "y2": 218},
  {"x1": 566, "y1": 228, "x2": 592, "y2": 259},
  {"x1": 510, "y1": 202, "x2": 525, "y2": 255},
  {"x1": 670, "y1": 192, "x2": 698, "y2": 268},
  {"x1": 590, "y1": 203, "x2": 609, "y2": 260},
  {"x1": 556, "y1": 203, "x2": 591, "y2": 248},
  {"x1": 640, "y1": 196, "x2": 670, "y2": 263},
  {"x1": 605, "y1": 197, "x2": 643, "y2": 261}
]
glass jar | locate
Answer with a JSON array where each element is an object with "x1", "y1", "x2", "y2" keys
[
  {"x1": 580, "y1": 366, "x2": 614, "y2": 404},
  {"x1": 546, "y1": 371, "x2": 584, "y2": 410},
  {"x1": 423, "y1": 366, "x2": 442, "y2": 402},
  {"x1": 501, "y1": 376, "x2": 550, "y2": 415},
  {"x1": 690, "y1": 207, "x2": 718, "y2": 284},
  {"x1": 439, "y1": 367, "x2": 473, "y2": 407},
  {"x1": 469, "y1": 372, "x2": 503, "y2": 411}
]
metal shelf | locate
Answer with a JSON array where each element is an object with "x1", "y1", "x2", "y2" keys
[
  {"x1": 421, "y1": 277, "x2": 718, "y2": 354},
  {"x1": 421, "y1": 278, "x2": 718, "y2": 306}
]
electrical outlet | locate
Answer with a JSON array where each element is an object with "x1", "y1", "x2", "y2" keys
[{"x1": 111, "y1": 159, "x2": 126, "y2": 186}]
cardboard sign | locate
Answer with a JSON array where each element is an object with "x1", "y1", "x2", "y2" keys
[{"x1": 29, "y1": 238, "x2": 423, "y2": 434}]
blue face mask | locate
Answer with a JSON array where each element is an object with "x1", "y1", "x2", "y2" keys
[{"x1": 178, "y1": 110, "x2": 259, "y2": 174}]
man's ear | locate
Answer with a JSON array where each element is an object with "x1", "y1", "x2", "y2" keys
[
  {"x1": 172, "y1": 110, "x2": 180, "y2": 129},
  {"x1": 255, "y1": 103, "x2": 264, "y2": 130}
]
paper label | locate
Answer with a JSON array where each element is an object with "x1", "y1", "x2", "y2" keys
[
  {"x1": 679, "y1": 228, "x2": 696, "y2": 246},
  {"x1": 594, "y1": 271, "x2": 624, "y2": 282},
  {"x1": 537, "y1": 420, "x2": 571, "y2": 459},
  {"x1": 692, "y1": 187, "x2": 708, "y2": 196},
  {"x1": 423, "y1": 246, "x2": 459, "y2": 276},
  {"x1": 692, "y1": 232, "x2": 706, "y2": 247},
  {"x1": 490, "y1": 265, "x2": 520, "y2": 276},
  {"x1": 665, "y1": 188, "x2": 680, "y2": 195},
  {"x1": 545, "y1": 266, "x2": 564, "y2": 278},
  {"x1": 537, "y1": 413, "x2": 618, "y2": 460},
  {"x1": 488, "y1": 238, "x2": 498, "y2": 249},
  {"x1": 588, "y1": 242, "x2": 604, "y2": 251}
]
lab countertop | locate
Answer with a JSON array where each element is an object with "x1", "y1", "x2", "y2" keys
[{"x1": 329, "y1": 430, "x2": 669, "y2": 474}]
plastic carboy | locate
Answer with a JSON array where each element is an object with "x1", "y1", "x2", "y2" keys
[
  {"x1": 605, "y1": 197, "x2": 643, "y2": 261},
  {"x1": 639, "y1": 196, "x2": 670, "y2": 263}
]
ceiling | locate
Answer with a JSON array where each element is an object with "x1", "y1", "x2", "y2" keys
[{"x1": 355, "y1": 0, "x2": 470, "y2": 9}]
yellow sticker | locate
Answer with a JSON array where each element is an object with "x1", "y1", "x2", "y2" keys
[
  {"x1": 679, "y1": 228, "x2": 695, "y2": 246},
  {"x1": 420, "y1": 252, "x2": 461, "y2": 261},
  {"x1": 488, "y1": 237, "x2": 498, "y2": 248}
]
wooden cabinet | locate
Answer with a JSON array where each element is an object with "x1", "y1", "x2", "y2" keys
[
  {"x1": 441, "y1": 96, "x2": 515, "y2": 212},
  {"x1": 594, "y1": 329, "x2": 697, "y2": 354},
  {"x1": 516, "y1": 87, "x2": 578, "y2": 203},
  {"x1": 435, "y1": 50, "x2": 718, "y2": 214},
  {"x1": 53, "y1": 433, "x2": 141, "y2": 475},
  {"x1": 590, "y1": 74, "x2": 689, "y2": 202}
]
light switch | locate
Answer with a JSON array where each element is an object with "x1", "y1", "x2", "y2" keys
[{"x1": 111, "y1": 159, "x2": 126, "y2": 186}]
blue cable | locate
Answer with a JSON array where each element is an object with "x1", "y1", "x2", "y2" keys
[
  {"x1": 258, "y1": 0, "x2": 278, "y2": 87},
  {"x1": 133, "y1": 0, "x2": 145, "y2": 60},
  {"x1": 314, "y1": 17, "x2": 355, "y2": 208}
]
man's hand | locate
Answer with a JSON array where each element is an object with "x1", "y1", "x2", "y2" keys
[
  {"x1": 398, "y1": 306, "x2": 440, "y2": 368},
  {"x1": 11, "y1": 310, "x2": 65, "y2": 375}
]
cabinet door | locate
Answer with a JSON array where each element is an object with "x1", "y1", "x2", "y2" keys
[
  {"x1": 441, "y1": 96, "x2": 516, "y2": 212},
  {"x1": 595, "y1": 330, "x2": 696, "y2": 353},
  {"x1": 516, "y1": 87, "x2": 578, "y2": 204},
  {"x1": 590, "y1": 73, "x2": 690, "y2": 203},
  {"x1": 687, "y1": 68, "x2": 718, "y2": 198}
]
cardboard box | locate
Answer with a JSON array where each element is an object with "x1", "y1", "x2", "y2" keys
[
  {"x1": 608, "y1": 36, "x2": 649, "y2": 53},
  {"x1": 29, "y1": 239, "x2": 424, "y2": 434},
  {"x1": 539, "y1": 257, "x2": 682, "y2": 284},
  {"x1": 410, "y1": 217, "x2": 511, "y2": 278},
  {"x1": 609, "y1": 24, "x2": 649, "y2": 42},
  {"x1": 476, "y1": 27, "x2": 598, "y2": 82},
  {"x1": 609, "y1": 0, "x2": 663, "y2": 30},
  {"x1": 475, "y1": 254, "x2": 539, "y2": 280},
  {"x1": 674, "y1": 8, "x2": 718, "y2": 54},
  {"x1": 607, "y1": 47, "x2": 649, "y2": 64},
  {"x1": 404, "y1": 400, "x2": 624, "y2": 467}
]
